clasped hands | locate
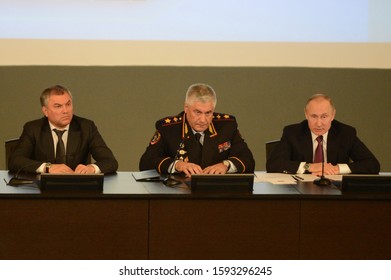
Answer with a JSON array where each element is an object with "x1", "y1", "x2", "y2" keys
[
  {"x1": 309, "y1": 162, "x2": 340, "y2": 176},
  {"x1": 175, "y1": 161, "x2": 228, "y2": 177},
  {"x1": 47, "y1": 164, "x2": 96, "y2": 174}
]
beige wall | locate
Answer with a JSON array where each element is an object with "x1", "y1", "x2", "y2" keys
[{"x1": 1, "y1": 66, "x2": 390, "y2": 171}]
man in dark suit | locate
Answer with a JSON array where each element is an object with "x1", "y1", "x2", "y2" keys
[
  {"x1": 9, "y1": 85, "x2": 118, "y2": 174},
  {"x1": 139, "y1": 83, "x2": 255, "y2": 176},
  {"x1": 266, "y1": 94, "x2": 380, "y2": 175}
]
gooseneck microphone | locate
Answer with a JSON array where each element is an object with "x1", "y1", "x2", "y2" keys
[
  {"x1": 5, "y1": 161, "x2": 42, "y2": 186},
  {"x1": 6, "y1": 153, "x2": 76, "y2": 186},
  {"x1": 313, "y1": 138, "x2": 331, "y2": 186},
  {"x1": 163, "y1": 138, "x2": 186, "y2": 187}
]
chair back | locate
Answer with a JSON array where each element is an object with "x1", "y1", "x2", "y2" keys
[
  {"x1": 265, "y1": 140, "x2": 280, "y2": 160},
  {"x1": 5, "y1": 138, "x2": 20, "y2": 169}
]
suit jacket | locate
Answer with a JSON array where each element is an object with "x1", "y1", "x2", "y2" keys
[
  {"x1": 139, "y1": 112, "x2": 255, "y2": 174},
  {"x1": 9, "y1": 115, "x2": 118, "y2": 174},
  {"x1": 266, "y1": 120, "x2": 380, "y2": 174}
]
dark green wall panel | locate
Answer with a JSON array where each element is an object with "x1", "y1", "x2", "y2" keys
[{"x1": 1, "y1": 66, "x2": 390, "y2": 171}]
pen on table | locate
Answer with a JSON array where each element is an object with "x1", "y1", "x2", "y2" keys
[{"x1": 291, "y1": 175, "x2": 304, "y2": 181}]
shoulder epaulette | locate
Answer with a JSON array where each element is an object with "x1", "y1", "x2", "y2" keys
[
  {"x1": 160, "y1": 114, "x2": 184, "y2": 126},
  {"x1": 212, "y1": 112, "x2": 235, "y2": 122}
]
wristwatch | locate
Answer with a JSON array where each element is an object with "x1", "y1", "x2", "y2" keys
[
  {"x1": 45, "y1": 162, "x2": 52, "y2": 173},
  {"x1": 304, "y1": 163, "x2": 311, "y2": 173}
]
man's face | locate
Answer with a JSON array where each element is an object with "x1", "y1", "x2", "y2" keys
[
  {"x1": 42, "y1": 92, "x2": 73, "y2": 128},
  {"x1": 184, "y1": 101, "x2": 215, "y2": 132},
  {"x1": 305, "y1": 98, "x2": 335, "y2": 136}
]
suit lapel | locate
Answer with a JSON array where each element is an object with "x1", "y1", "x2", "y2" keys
[
  {"x1": 66, "y1": 119, "x2": 81, "y2": 165},
  {"x1": 41, "y1": 120, "x2": 55, "y2": 161},
  {"x1": 300, "y1": 125, "x2": 314, "y2": 163},
  {"x1": 326, "y1": 124, "x2": 338, "y2": 163}
]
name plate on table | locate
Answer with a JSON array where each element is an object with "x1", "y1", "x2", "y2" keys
[
  {"x1": 40, "y1": 174, "x2": 104, "y2": 192},
  {"x1": 342, "y1": 175, "x2": 391, "y2": 193},
  {"x1": 190, "y1": 174, "x2": 254, "y2": 193}
]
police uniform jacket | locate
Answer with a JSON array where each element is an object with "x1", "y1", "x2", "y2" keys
[{"x1": 139, "y1": 112, "x2": 255, "y2": 174}]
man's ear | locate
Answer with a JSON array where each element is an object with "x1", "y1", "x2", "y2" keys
[
  {"x1": 42, "y1": 106, "x2": 48, "y2": 117},
  {"x1": 331, "y1": 109, "x2": 336, "y2": 121}
]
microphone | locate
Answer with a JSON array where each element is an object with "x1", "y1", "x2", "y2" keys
[
  {"x1": 313, "y1": 137, "x2": 331, "y2": 187},
  {"x1": 5, "y1": 161, "x2": 42, "y2": 186},
  {"x1": 163, "y1": 138, "x2": 186, "y2": 187},
  {"x1": 5, "y1": 154, "x2": 63, "y2": 186},
  {"x1": 6, "y1": 152, "x2": 77, "y2": 186}
]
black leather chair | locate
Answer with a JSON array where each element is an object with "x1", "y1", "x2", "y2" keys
[
  {"x1": 265, "y1": 140, "x2": 280, "y2": 160},
  {"x1": 5, "y1": 138, "x2": 19, "y2": 170}
]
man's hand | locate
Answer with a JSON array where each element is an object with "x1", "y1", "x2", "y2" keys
[
  {"x1": 48, "y1": 164, "x2": 74, "y2": 174},
  {"x1": 203, "y1": 162, "x2": 228, "y2": 174},
  {"x1": 75, "y1": 164, "x2": 96, "y2": 174},
  {"x1": 310, "y1": 162, "x2": 340, "y2": 176},
  {"x1": 175, "y1": 161, "x2": 203, "y2": 177}
]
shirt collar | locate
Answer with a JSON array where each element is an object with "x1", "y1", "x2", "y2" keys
[
  {"x1": 311, "y1": 131, "x2": 329, "y2": 145},
  {"x1": 48, "y1": 121, "x2": 70, "y2": 132}
]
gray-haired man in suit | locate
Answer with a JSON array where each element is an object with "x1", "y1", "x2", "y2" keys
[{"x1": 9, "y1": 85, "x2": 118, "y2": 174}]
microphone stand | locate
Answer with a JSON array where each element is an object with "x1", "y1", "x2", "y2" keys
[
  {"x1": 313, "y1": 138, "x2": 331, "y2": 186},
  {"x1": 163, "y1": 138, "x2": 185, "y2": 187},
  {"x1": 6, "y1": 161, "x2": 40, "y2": 186}
]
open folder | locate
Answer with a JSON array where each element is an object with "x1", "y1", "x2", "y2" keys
[{"x1": 132, "y1": 170, "x2": 164, "y2": 182}]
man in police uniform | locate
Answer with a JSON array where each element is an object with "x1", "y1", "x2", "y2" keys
[{"x1": 139, "y1": 83, "x2": 255, "y2": 176}]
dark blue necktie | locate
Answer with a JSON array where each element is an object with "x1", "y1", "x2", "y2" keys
[{"x1": 53, "y1": 129, "x2": 66, "y2": 164}]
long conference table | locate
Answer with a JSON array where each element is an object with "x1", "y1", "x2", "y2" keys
[{"x1": 1, "y1": 170, "x2": 391, "y2": 260}]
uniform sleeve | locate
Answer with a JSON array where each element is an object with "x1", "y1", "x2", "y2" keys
[
  {"x1": 225, "y1": 124, "x2": 255, "y2": 173},
  {"x1": 139, "y1": 124, "x2": 175, "y2": 174}
]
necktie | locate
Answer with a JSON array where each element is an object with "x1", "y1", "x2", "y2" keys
[
  {"x1": 53, "y1": 129, "x2": 66, "y2": 164},
  {"x1": 314, "y1": 135, "x2": 323, "y2": 163},
  {"x1": 194, "y1": 133, "x2": 203, "y2": 147},
  {"x1": 193, "y1": 132, "x2": 203, "y2": 165}
]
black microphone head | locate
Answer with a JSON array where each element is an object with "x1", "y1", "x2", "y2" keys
[{"x1": 163, "y1": 177, "x2": 181, "y2": 187}]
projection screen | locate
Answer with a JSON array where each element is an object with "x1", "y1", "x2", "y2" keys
[{"x1": 0, "y1": 0, "x2": 390, "y2": 68}]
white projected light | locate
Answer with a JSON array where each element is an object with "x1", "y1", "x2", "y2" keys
[
  {"x1": 0, "y1": 0, "x2": 382, "y2": 42},
  {"x1": 0, "y1": 0, "x2": 390, "y2": 67}
]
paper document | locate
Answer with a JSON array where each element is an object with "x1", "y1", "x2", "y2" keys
[
  {"x1": 254, "y1": 172, "x2": 342, "y2": 184},
  {"x1": 254, "y1": 172, "x2": 296, "y2": 184}
]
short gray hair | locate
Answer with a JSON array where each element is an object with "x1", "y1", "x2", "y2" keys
[
  {"x1": 185, "y1": 83, "x2": 217, "y2": 107},
  {"x1": 40, "y1": 85, "x2": 73, "y2": 107}
]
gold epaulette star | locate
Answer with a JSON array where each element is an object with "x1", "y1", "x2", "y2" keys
[
  {"x1": 165, "y1": 118, "x2": 171, "y2": 124},
  {"x1": 223, "y1": 114, "x2": 230, "y2": 119}
]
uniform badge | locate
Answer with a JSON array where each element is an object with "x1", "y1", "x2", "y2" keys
[
  {"x1": 178, "y1": 148, "x2": 188, "y2": 161},
  {"x1": 150, "y1": 131, "x2": 161, "y2": 145},
  {"x1": 218, "y1": 141, "x2": 231, "y2": 153}
]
